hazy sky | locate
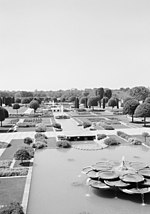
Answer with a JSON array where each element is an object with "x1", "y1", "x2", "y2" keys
[{"x1": 0, "y1": 0, "x2": 150, "y2": 91}]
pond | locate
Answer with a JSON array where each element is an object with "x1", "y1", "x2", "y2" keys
[{"x1": 27, "y1": 144, "x2": 150, "y2": 214}]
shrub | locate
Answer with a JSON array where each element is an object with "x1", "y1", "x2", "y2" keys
[
  {"x1": 0, "y1": 202, "x2": 24, "y2": 214},
  {"x1": 24, "y1": 137, "x2": 33, "y2": 145},
  {"x1": 117, "y1": 131, "x2": 130, "y2": 140},
  {"x1": 35, "y1": 124, "x2": 47, "y2": 132},
  {"x1": 0, "y1": 141, "x2": 10, "y2": 149},
  {"x1": 14, "y1": 149, "x2": 32, "y2": 163},
  {"x1": 128, "y1": 138, "x2": 142, "y2": 145},
  {"x1": 83, "y1": 121, "x2": 91, "y2": 128},
  {"x1": 32, "y1": 141, "x2": 47, "y2": 149},
  {"x1": 34, "y1": 133, "x2": 48, "y2": 140},
  {"x1": 52, "y1": 122, "x2": 61, "y2": 129},
  {"x1": 104, "y1": 137, "x2": 120, "y2": 146},
  {"x1": 55, "y1": 115, "x2": 70, "y2": 119},
  {"x1": 56, "y1": 140, "x2": 72, "y2": 148},
  {"x1": 102, "y1": 125, "x2": 114, "y2": 130},
  {"x1": 0, "y1": 168, "x2": 28, "y2": 177},
  {"x1": 97, "y1": 134, "x2": 107, "y2": 140},
  {"x1": 0, "y1": 160, "x2": 12, "y2": 168},
  {"x1": 21, "y1": 146, "x2": 34, "y2": 158}
]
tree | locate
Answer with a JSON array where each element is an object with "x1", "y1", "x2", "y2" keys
[
  {"x1": 104, "y1": 89, "x2": 112, "y2": 99},
  {"x1": 134, "y1": 103, "x2": 150, "y2": 127},
  {"x1": 0, "y1": 107, "x2": 8, "y2": 127},
  {"x1": 21, "y1": 98, "x2": 30, "y2": 104},
  {"x1": 144, "y1": 97, "x2": 150, "y2": 104},
  {"x1": 29, "y1": 100, "x2": 39, "y2": 113},
  {"x1": 129, "y1": 86, "x2": 149, "y2": 101},
  {"x1": 123, "y1": 99, "x2": 139, "y2": 122},
  {"x1": 142, "y1": 132, "x2": 150, "y2": 142},
  {"x1": 68, "y1": 96, "x2": 76, "y2": 102},
  {"x1": 15, "y1": 98, "x2": 21, "y2": 103},
  {"x1": 108, "y1": 98, "x2": 117, "y2": 109},
  {"x1": 13, "y1": 103, "x2": 20, "y2": 115},
  {"x1": 87, "y1": 96, "x2": 98, "y2": 109},
  {"x1": 74, "y1": 97, "x2": 79, "y2": 108},
  {"x1": 80, "y1": 97, "x2": 88, "y2": 108},
  {"x1": 95, "y1": 88, "x2": 104, "y2": 107},
  {"x1": 14, "y1": 149, "x2": 32, "y2": 163}
]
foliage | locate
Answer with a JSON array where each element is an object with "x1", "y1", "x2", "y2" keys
[
  {"x1": 97, "y1": 134, "x2": 107, "y2": 140},
  {"x1": 83, "y1": 121, "x2": 92, "y2": 128},
  {"x1": 0, "y1": 168, "x2": 28, "y2": 177},
  {"x1": 142, "y1": 132, "x2": 150, "y2": 142},
  {"x1": 0, "y1": 202, "x2": 24, "y2": 214},
  {"x1": 56, "y1": 140, "x2": 72, "y2": 148},
  {"x1": 87, "y1": 96, "x2": 98, "y2": 108},
  {"x1": 117, "y1": 131, "x2": 130, "y2": 140},
  {"x1": 32, "y1": 141, "x2": 47, "y2": 149},
  {"x1": 75, "y1": 97, "x2": 79, "y2": 108},
  {"x1": 144, "y1": 97, "x2": 150, "y2": 104},
  {"x1": 128, "y1": 137, "x2": 142, "y2": 145},
  {"x1": 0, "y1": 141, "x2": 10, "y2": 149},
  {"x1": 34, "y1": 133, "x2": 48, "y2": 140},
  {"x1": 13, "y1": 103, "x2": 20, "y2": 110},
  {"x1": 15, "y1": 98, "x2": 21, "y2": 103},
  {"x1": 0, "y1": 160, "x2": 12, "y2": 168},
  {"x1": 21, "y1": 146, "x2": 34, "y2": 158},
  {"x1": 108, "y1": 98, "x2": 117, "y2": 109},
  {"x1": 129, "y1": 86, "x2": 150, "y2": 101},
  {"x1": 0, "y1": 107, "x2": 6, "y2": 127},
  {"x1": 35, "y1": 124, "x2": 47, "y2": 132},
  {"x1": 104, "y1": 89, "x2": 112, "y2": 99},
  {"x1": 123, "y1": 98, "x2": 139, "y2": 122},
  {"x1": 14, "y1": 149, "x2": 32, "y2": 162},
  {"x1": 104, "y1": 137, "x2": 120, "y2": 146},
  {"x1": 102, "y1": 125, "x2": 114, "y2": 130},
  {"x1": 29, "y1": 100, "x2": 39, "y2": 112},
  {"x1": 21, "y1": 98, "x2": 30, "y2": 104},
  {"x1": 134, "y1": 103, "x2": 150, "y2": 126},
  {"x1": 52, "y1": 122, "x2": 61, "y2": 129},
  {"x1": 55, "y1": 115, "x2": 70, "y2": 119}
]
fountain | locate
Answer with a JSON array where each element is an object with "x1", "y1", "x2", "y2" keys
[{"x1": 82, "y1": 157, "x2": 150, "y2": 205}]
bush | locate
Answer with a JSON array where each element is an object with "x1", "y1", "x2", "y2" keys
[
  {"x1": 52, "y1": 123, "x2": 61, "y2": 129},
  {"x1": 0, "y1": 202, "x2": 24, "y2": 214},
  {"x1": 102, "y1": 125, "x2": 114, "y2": 130},
  {"x1": 0, "y1": 141, "x2": 10, "y2": 149},
  {"x1": 14, "y1": 149, "x2": 32, "y2": 162},
  {"x1": 97, "y1": 134, "x2": 107, "y2": 140},
  {"x1": 0, "y1": 160, "x2": 12, "y2": 168},
  {"x1": 24, "y1": 137, "x2": 33, "y2": 145},
  {"x1": 17, "y1": 122, "x2": 35, "y2": 128},
  {"x1": 0, "y1": 168, "x2": 28, "y2": 177},
  {"x1": 56, "y1": 140, "x2": 72, "y2": 148},
  {"x1": 117, "y1": 131, "x2": 130, "y2": 140},
  {"x1": 83, "y1": 121, "x2": 91, "y2": 128},
  {"x1": 128, "y1": 138, "x2": 142, "y2": 145},
  {"x1": 32, "y1": 141, "x2": 47, "y2": 149},
  {"x1": 34, "y1": 133, "x2": 48, "y2": 140},
  {"x1": 104, "y1": 137, "x2": 120, "y2": 146},
  {"x1": 35, "y1": 124, "x2": 47, "y2": 132},
  {"x1": 21, "y1": 146, "x2": 34, "y2": 158},
  {"x1": 55, "y1": 115, "x2": 70, "y2": 119}
]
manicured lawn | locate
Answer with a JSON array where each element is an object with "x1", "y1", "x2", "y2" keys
[
  {"x1": 5, "y1": 106, "x2": 28, "y2": 115},
  {"x1": 0, "y1": 139, "x2": 25, "y2": 161},
  {"x1": 109, "y1": 135, "x2": 129, "y2": 145},
  {"x1": 0, "y1": 177, "x2": 26, "y2": 205}
]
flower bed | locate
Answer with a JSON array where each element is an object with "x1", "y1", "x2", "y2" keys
[
  {"x1": 0, "y1": 168, "x2": 28, "y2": 177},
  {"x1": 0, "y1": 160, "x2": 12, "y2": 168}
]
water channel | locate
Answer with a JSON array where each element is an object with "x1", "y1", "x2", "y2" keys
[{"x1": 27, "y1": 117, "x2": 150, "y2": 214}]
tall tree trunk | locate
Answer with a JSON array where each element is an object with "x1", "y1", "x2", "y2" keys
[
  {"x1": 1, "y1": 121, "x2": 2, "y2": 127},
  {"x1": 144, "y1": 117, "x2": 146, "y2": 127},
  {"x1": 131, "y1": 114, "x2": 134, "y2": 123}
]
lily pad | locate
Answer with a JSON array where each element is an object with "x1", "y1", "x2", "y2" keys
[
  {"x1": 86, "y1": 170, "x2": 99, "y2": 179},
  {"x1": 120, "y1": 173, "x2": 144, "y2": 183},
  {"x1": 120, "y1": 187, "x2": 150, "y2": 194},
  {"x1": 98, "y1": 171, "x2": 119, "y2": 180},
  {"x1": 82, "y1": 166, "x2": 93, "y2": 174},
  {"x1": 129, "y1": 162, "x2": 148, "y2": 171},
  {"x1": 139, "y1": 168, "x2": 150, "y2": 178},
  {"x1": 89, "y1": 179, "x2": 110, "y2": 190},
  {"x1": 104, "y1": 180, "x2": 130, "y2": 188}
]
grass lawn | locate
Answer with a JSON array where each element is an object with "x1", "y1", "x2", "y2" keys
[
  {"x1": 0, "y1": 139, "x2": 25, "y2": 161},
  {"x1": 5, "y1": 106, "x2": 28, "y2": 115},
  {"x1": 0, "y1": 177, "x2": 26, "y2": 206},
  {"x1": 14, "y1": 160, "x2": 33, "y2": 168},
  {"x1": 109, "y1": 135, "x2": 130, "y2": 145}
]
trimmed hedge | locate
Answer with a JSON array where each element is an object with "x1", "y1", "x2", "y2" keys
[
  {"x1": 104, "y1": 137, "x2": 120, "y2": 146},
  {"x1": 0, "y1": 168, "x2": 28, "y2": 177},
  {"x1": 83, "y1": 121, "x2": 92, "y2": 128},
  {"x1": 24, "y1": 137, "x2": 33, "y2": 145},
  {"x1": 32, "y1": 141, "x2": 47, "y2": 149},
  {"x1": 0, "y1": 202, "x2": 24, "y2": 214},
  {"x1": 117, "y1": 131, "x2": 130, "y2": 140},
  {"x1": 102, "y1": 125, "x2": 114, "y2": 130},
  {"x1": 0, "y1": 160, "x2": 12, "y2": 168},
  {"x1": 56, "y1": 140, "x2": 72, "y2": 148},
  {"x1": 35, "y1": 124, "x2": 47, "y2": 132},
  {"x1": 97, "y1": 134, "x2": 107, "y2": 140}
]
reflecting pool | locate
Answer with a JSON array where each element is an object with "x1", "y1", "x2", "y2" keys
[{"x1": 27, "y1": 144, "x2": 150, "y2": 214}]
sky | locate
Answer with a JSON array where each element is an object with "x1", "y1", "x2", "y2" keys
[{"x1": 0, "y1": 0, "x2": 150, "y2": 91}]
